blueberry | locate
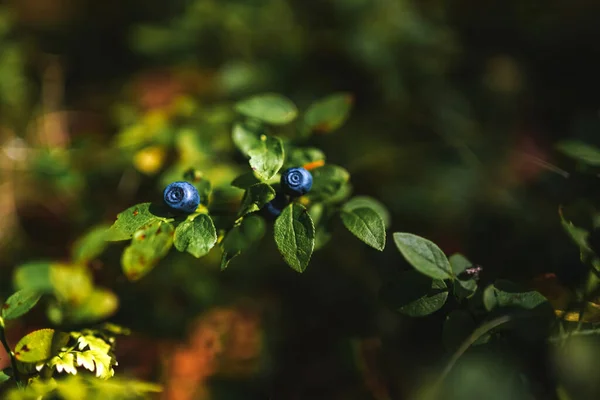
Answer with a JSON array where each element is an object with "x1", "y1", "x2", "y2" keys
[
  {"x1": 163, "y1": 181, "x2": 200, "y2": 213},
  {"x1": 262, "y1": 194, "x2": 289, "y2": 219},
  {"x1": 280, "y1": 167, "x2": 313, "y2": 197}
]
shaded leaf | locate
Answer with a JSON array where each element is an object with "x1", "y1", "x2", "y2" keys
[
  {"x1": 248, "y1": 135, "x2": 284, "y2": 180},
  {"x1": 306, "y1": 164, "x2": 350, "y2": 202},
  {"x1": 122, "y1": 221, "x2": 174, "y2": 280},
  {"x1": 556, "y1": 140, "x2": 600, "y2": 166},
  {"x1": 483, "y1": 280, "x2": 548, "y2": 311},
  {"x1": 235, "y1": 93, "x2": 297, "y2": 125},
  {"x1": 0, "y1": 370, "x2": 9, "y2": 385},
  {"x1": 238, "y1": 183, "x2": 276, "y2": 217},
  {"x1": 449, "y1": 253, "x2": 478, "y2": 299},
  {"x1": 2, "y1": 290, "x2": 42, "y2": 321},
  {"x1": 14, "y1": 329, "x2": 70, "y2": 363},
  {"x1": 231, "y1": 171, "x2": 262, "y2": 189},
  {"x1": 382, "y1": 270, "x2": 448, "y2": 317},
  {"x1": 71, "y1": 224, "x2": 111, "y2": 264},
  {"x1": 13, "y1": 261, "x2": 53, "y2": 293},
  {"x1": 303, "y1": 92, "x2": 353, "y2": 134},
  {"x1": 274, "y1": 203, "x2": 315, "y2": 273},
  {"x1": 221, "y1": 215, "x2": 266, "y2": 269},
  {"x1": 174, "y1": 214, "x2": 218, "y2": 258},
  {"x1": 284, "y1": 147, "x2": 326, "y2": 169},
  {"x1": 341, "y1": 207, "x2": 386, "y2": 251},
  {"x1": 393, "y1": 232, "x2": 453, "y2": 280},
  {"x1": 343, "y1": 196, "x2": 391, "y2": 228}
]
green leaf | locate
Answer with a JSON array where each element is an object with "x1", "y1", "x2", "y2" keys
[
  {"x1": 449, "y1": 253, "x2": 478, "y2": 299},
  {"x1": 50, "y1": 264, "x2": 94, "y2": 306},
  {"x1": 340, "y1": 207, "x2": 386, "y2": 251},
  {"x1": 71, "y1": 224, "x2": 111, "y2": 264},
  {"x1": 231, "y1": 171, "x2": 262, "y2": 189},
  {"x1": 106, "y1": 203, "x2": 163, "y2": 241},
  {"x1": 248, "y1": 135, "x2": 285, "y2": 180},
  {"x1": 343, "y1": 196, "x2": 391, "y2": 228},
  {"x1": 234, "y1": 93, "x2": 297, "y2": 125},
  {"x1": 13, "y1": 261, "x2": 53, "y2": 293},
  {"x1": 559, "y1": 210, "x2": 593, "y2": 254},
  {"x1": 14, "y1": 329, "x2": 70, "y2": 363},
  {"x1": 284, "y1": 147, "x2": 325, "y2": 169},
  {"x1": 2, "y1": 290, "x2": 42, "y2": 321},
  {"x1": 306, "y1": 164, "x2": 350, "y2": 202},
  {"x1": 122, "y1": 221, "x2": 174, "y2": 280},
  {"x1": 483, "y1": 280, "x2": 548, "y2": 311},
  {"x1": 221, "y1": 215, "x2": 266, "y2": 269},
  {"x1": 393, "y1": 232, "x2": 453, "y2": 280},
  {"x1": 67, "y1": 288, "x2": 119, "y2": 324},
  {"x1": 556, "y1": 140, "x2": 600, "y2": 166},
  {"x1": 274, "y1": 203, "x2": 315, "y2": 273},
  {"x1": 0, "y1": 369, "x2": 10, "y2": 385},
  {"x1": 303, "y1": 92, "x2": 353, "y2": 134},
  {"x1": 232, "y1": 121, "x2": 262, "y2": 156},
  {"x1": 174, "y1": 214, "x2": 218, "y2": 258},
  {"x1": 238, "y1": 183, "x2": 276, "y2": 217},
  {"x1": 382, "y1": 270, "x2": 448, "y2": 317}
]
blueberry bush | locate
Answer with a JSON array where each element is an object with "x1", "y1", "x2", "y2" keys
[{"x1": 1, "y1": 1, "x2": 600, "y2": 400}]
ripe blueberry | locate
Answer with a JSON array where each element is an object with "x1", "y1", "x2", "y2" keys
[
  {"x1": 163, "y1": 181, "x2": 200, "y2": 213},
  {"x1": 280, "y1": 167, "x2": 313, "y2": 197}
]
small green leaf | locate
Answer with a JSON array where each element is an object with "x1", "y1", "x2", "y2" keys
[
  {"x1": 556, "y1": 140, "x2": 600, "y2": 166},
  {"x1": 344, "y1": 196, "x2": 391, "y2": 228},
  {"x1": 231, "y1": 171, "x2": 262, "y2": 189},
  {"x1": 483, "y1": 280, "x2": 548, "y2": 311},
  {"x1": 174, "y1": 214, "x2": 218, "y2": 258},
  {"x1": 106, "y1": 203, "x2": 162, "y2": 241},
  {"x1": 14, "y1": 329, "x2": 70, "y2": 363},
  {"x1": 238, "y1": 183, "x2": 276, "y2": 217},
  {"x1": 232, "y1": 121, "x2": 262, "y2": 156},
  {"x1": 274, "y1": 203, "x2": 315, "y2": 273},
  {"x1": 50, "y1": 264, "x2": 94, "y2": 306},
  {"x1": 122, "y1": 221, "x2": 174, "y2": 280},
  {"x1": 382, "y1": 270, "x2": 448, "y2": 317},
  {"x1": 303, "y1": 92, "x2": 353, "y2": 134},
  {"x1": 235, "y1": 93, "x2": 297, "y2": 125},
  {"x1": 449, "y1": 253, "x2": 478, "y2": 299},
  {"x1": 340, "y1": 207, "x2": 386, "y2": 251},
  {"x1": 0, "y1": 369, "x2": 10, "y2": 385},
  {"x1": 248, "y1": 135, "x2": 285, "y2": 180},
  {"x1": 221, "y1": 215, "x2": 266, "y2": 269},
  {"x1": 559, "y1": 210, "x2": 593, "y2": 254},
  {"x1": 71, "y1": 224, "x2": 111, "y2": 264},
  {"x1": 306, "y1": 164, "x2": 350, "y2": 202},
  {"x1": 393, "y1": 232, "x2": 453, "y2": 280},
  {"x1": 2, "y1": 290, "x2": 42, "y2": 320}
]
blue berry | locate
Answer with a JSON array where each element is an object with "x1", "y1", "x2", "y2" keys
[
  {"x1": 163, "y1": 181, "x2": 200, "y2": 213},
  {"x1": 262, "y1": 195, "x2": 288, "y2": 219},
  {"x1": 280, "y1": 167, "x2": 313, "y2": 197}
]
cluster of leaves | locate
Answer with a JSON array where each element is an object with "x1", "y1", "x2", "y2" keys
[
  {"x1": 0, "y1": 286, "x2": 128, "y2": 393},
  {"x1": 106, "y1": 93, "x2": 388, "y2": 278}
]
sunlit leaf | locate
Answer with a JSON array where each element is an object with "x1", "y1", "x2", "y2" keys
[
  {"x1": 2, "y1": 289, "x2": 42, "y2": 321},
  {"x1": 393, "y1": 233, "x2": 453, "y2": 280},
  {"x1": 14, "y1": 329, "x2": 70, "y2": 363},
  {"x1": 235, "y1": 93, "x2": 297, "y2": 125}
]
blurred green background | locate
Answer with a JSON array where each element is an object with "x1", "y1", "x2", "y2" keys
[{"x1": 1, "y1": 0, "x2": 600, "y2": 399}]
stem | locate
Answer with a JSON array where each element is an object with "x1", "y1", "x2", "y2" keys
[
  {"x1": 0, "y1": 318, "x2": 21, "y2": 385},
  {"x1": 431, "y1": 315, "x2": 512, "y2": 395}
]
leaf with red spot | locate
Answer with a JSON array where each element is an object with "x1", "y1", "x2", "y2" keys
[
  {"x1": 1, "y1": 289, "x2": 42, "y2": 321},
  {"x1": 14, "y1": 329, "x2": 69, "y2": 363},
  {"x1": 122, "y1": 221, "x2": 174, "y2": 281},
  {"x1": 106, "y1": 203, "x2": 163, "y2": 241}
]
